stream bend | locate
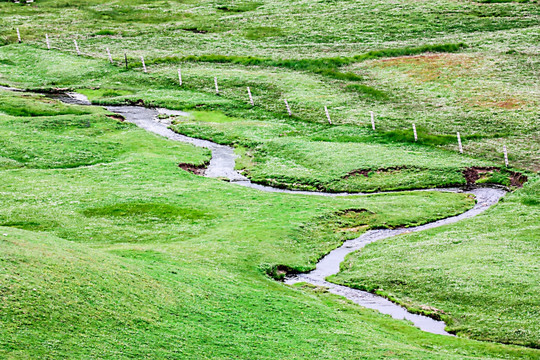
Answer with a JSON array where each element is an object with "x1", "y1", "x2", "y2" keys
[
  {"x1": 2, "y1": 89, "x2": 507, "y2": 336},
  {"x1": 103, "y1": 100, "x2": 506, "y2": 336}
]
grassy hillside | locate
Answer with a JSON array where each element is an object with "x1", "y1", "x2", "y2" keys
[
  {"x1": 1, "y1": 0, "x2": 538, "y2": 58},
  {"x1": 2, "y1": 91, "x2": 537, "y2": 358},
  {"x1": 0, "y1": 45, "x2": 533, "y2": 192},
  {"x1": 0, "y1": 0, "x2": 538, "y2": 357}
]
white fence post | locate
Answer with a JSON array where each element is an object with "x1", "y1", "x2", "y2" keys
[
  {"x1": 141, "y1": 56, "x2": 147, "y2": 73},
  {"x1": 457, "y1": 132, "x2": 463, "y2": 153},
  {"x1": 16, "y1": 28, "x2": 21, "y2": 43},
  {"x1": 284, "y1": 99, "x2": 292, "y2": 116},
  {"x1": 503, "y1": 145, "x2": 509, "y2": 167},
  {"x1": 370, "y1": 111, "x2": 375, "y2": 130},
  {"x1": 45, "y1": 34, "x2": 50, "y2": 50},
  {"x1": 324, "y1": 106, "x2": 332, "y2": 124},
  {"x1": 412, "y1": 124, "x2": 417, "y2": 141},
  {"x1": 106, "y1": 48, "x2": 113, "y2": 63},
  {"x1": 214, "y1": 77, "x2": 219, "y2": 95},
  {"x1": 74, "y1": 40, "x2": 80, "y2": 55},
  {"x1": 247, "y1": 86, "x2": 254, "y2": 106},
  {"x1": 178, "y1": 68, "x2": 182, "y2": 86}
]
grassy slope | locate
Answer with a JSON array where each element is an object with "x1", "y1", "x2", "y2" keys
[
  {"x1": 0, "y1": 0, "x2": 538, "y2": 353},
  {"x1": 1, "y1": 0, "x2": 538, "y2": 58},
  {"x1": 331, "y1": 179, "x2": 540, "y2": 347},
  {"x1": 0, "y1": 45, "x2": 525, "y2": 193},
  {"x1": 2, "y1": 91, "x2": 537, "y2": 358},
  {"x1": 0, "y1": 0, "x2": 538, "y2": 175}
]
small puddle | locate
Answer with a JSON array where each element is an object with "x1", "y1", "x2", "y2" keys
[{"x1": 0, "y1": 87, "x2": 508, "y2": 336}]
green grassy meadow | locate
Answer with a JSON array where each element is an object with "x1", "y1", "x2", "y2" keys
[
  {"x1": 2, "y1": 90, "x2": 534, "y2": 358},
  {"x1": 0, "y1": 0, "x2": 539, "y2": 357}
]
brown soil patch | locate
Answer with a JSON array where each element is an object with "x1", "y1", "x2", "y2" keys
[
  {"x1": 462, "y1": 167, "x2": 498, "y2": 185},
  {"x1": 374, "y1": 53, "x2": 476, "y2": 83},
  {"x1": 336, "y1": 208, "x2": 373, "y2": 215},
  {"x1": 106, "y1": 114, "x2": 125, "y2": 121},
  {"x1": 50, "y1": 87, "x2": 70, "y2": 93},
  {"x1": 346, "y1": 169, "x2": 370, "y2": 178},
  {"x1": 182, "y1": 28, "x2": 208, "y2": 34},
  {"x1": 126, "y1": 99, "x2": 145, "y2": 106},
  {"x1": 178, "y1": 162, "x2": 208, "y2": 175},
  {"x1": 344, "y1": 167, "x2": 406, "y2": 179},
  {"x1": 462, "y1": 167, "x2": 527, "y2": 188},
  {"x1": 510, "y1": 172, "x2": 528, "y2": 187}
]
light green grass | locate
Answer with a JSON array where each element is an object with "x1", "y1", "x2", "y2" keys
[{"x1": 0, "y1": 45, "x2": 522, "y2": 192}]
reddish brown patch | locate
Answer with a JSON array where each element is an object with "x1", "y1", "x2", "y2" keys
[
  {"x1": 344, "y1": 166, "x2": 406, "y2": 179},
  {"x1": 510, "y1": 172, "x2": 528, "y2": 188},
  {"x1": 469, "y1": 97, "x2": 526, "y2": 109},
  {"x1": 374, "y1": 53, "x2": 476, "y2": 83},
  {"x1": 496, "y1": 99, "x2": 524, "y2": 109},
  {"x1": 178, "y1": 163, "x2": 208, "y2": 175},
  {"x1": 462, "y1": 167, "x2": 497, "y2": 185}
]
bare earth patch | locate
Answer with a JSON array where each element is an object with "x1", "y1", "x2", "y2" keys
[{"x1": 178, "y1": 162, "x2": 208, "y2": 175}]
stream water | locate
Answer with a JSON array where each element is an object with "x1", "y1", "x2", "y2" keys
[{"x1": 2, "y1": 88, "x2": 507, "y2": 336}]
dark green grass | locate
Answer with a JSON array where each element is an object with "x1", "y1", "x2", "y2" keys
[
  {"x1": 82, "y1": 202, "x2": 213, "y2": 221},
  {"x1": 139, "y1": 43, "x2": 467, "y2": 82}
]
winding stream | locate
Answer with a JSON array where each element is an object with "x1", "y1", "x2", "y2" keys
[{"x1": 2, "y1": 88, "x2": 507, "y2": 336}]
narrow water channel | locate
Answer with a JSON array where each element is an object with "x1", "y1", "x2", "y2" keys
[{"x1": 1, "y1": 88, "x2": 507, "y2": 336}]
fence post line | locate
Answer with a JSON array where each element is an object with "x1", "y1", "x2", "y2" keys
[
  {"x1": 214, "y1": 77, "x2": 219, "y2": 95},
  {"x1": 124, "y1": 53, "x2": 128, "y2": 69},
  {"x1": 370, "y1": 111, "x2": 375, "y2": 130},
  {"x1": 45, "y1": 34, "x2": 50, "y2": 50},
  {"x1": 178, "y1": 68, "x2": 182, "y2": 86},
  {"x1": 412, "y1": 124, "x2": 418, "y2": 141},
  {"x1": 16, "y1": 28, "x2": 21, "y2": 43},
  {"x1": 324, "y1": 106, "x2": 332, "y2": 125},
  {"x1": 74, "y1": 40, "x2": 80, "y2": 55},
  {"x1": 503, "y1": 145, "x2": 509, "y2": 167},
  {"x1": 141, "y1": 56, "x2": 147, "y2": 73}
]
